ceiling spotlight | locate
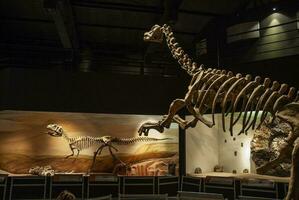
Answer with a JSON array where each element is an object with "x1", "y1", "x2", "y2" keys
[{"x1": 272, "y1": 7, "x2": 277, "y2": 11}]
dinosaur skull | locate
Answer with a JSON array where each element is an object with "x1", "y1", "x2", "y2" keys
[
  {"x1": 144, "y1": 24, "x2": 163, "y2": 43},
  {"x1": 46, "y1": 124, "x2": 63, "y2": 137}
]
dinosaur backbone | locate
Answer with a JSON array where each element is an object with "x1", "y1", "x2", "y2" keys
[
  {"x1": 111, "y1": 137, "x2": 170, "y2": 145},
  {"x1": 138, "y1": 24, "x2": 299, "y2": 200}
]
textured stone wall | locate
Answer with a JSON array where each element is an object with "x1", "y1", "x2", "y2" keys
[{"x1": 251, "y1": 118, "x2": 293, "y2": 176}]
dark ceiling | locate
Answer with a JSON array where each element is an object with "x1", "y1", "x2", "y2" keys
[{"x1": 0, "y1": 0, "x2": 284, "y2": 76}]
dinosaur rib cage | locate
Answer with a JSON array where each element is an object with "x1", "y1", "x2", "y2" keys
[
  {"x1": 196, "y1": 68, "x2": 296, "y2": 135},
  {"x1": 161, "y1": 24, "x2": 299, "y2": 135},
  {"x1": 68, "y1": 136, "x2": 102, "y2": 151}
]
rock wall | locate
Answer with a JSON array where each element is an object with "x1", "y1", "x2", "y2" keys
[{"x1": 251, "y1": 118, "x2": 293, "y2": 176}]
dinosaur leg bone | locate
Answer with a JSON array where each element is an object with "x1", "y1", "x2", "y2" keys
[
  {"x1": 108, "y1": 145, "x2": 125, "y2": 165},
  {"x1": 138, "y1": 98, "x2": 186, "y2": 136},
  {"x1": 172, "y1": 115, "x2": 189, "y2": 129},
  {"x1": 138, "y1": 66, "x2": 205, "y2": 135},
  {"x1": 65, "y1": 146, "x2": 75, "y2": 159},
  {"x1": 187, "y1": 105, "x2": 213, "y2": 128},
  {"x1": 108, "y1": 144, "x2": 119, "y2": 152},
  {"x1": 90, "y1": 144, "x2": 105, "y2": 171},
  {"x1": 161, "y1": 99, "x2": 186, "y2": 128},
  {"x1": 72, "y1": 149, "x2": 80, "y2": 163}
]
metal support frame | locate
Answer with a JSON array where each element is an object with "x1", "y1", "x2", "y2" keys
[{"x1": 179, "y1": 116, "x2": 186, "y2": 176}]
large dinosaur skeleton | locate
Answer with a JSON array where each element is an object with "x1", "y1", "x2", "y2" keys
[
  {"x1": 138, "y1": 24, "x2": 299, "y2": 200},
  {"x1": 46, "y1": 124, "x2": 170, "y2": 170},
  {"x1": 139, "y1": 24, "x2": 298, "y2": 137}
]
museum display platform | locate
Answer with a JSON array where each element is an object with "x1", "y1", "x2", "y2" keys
[{"x1": 0, "y1": 172, "x2": 290, "y2": 199}]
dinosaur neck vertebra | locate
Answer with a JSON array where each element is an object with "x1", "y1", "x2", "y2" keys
[
  {"x1": 161, "y1": 24, "x2": 202, "y2": 75},
  {"x1": 61, "y1": 130, "x2": 71, "y2": 142}
]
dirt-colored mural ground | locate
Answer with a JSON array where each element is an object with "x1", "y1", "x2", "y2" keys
[{"x1": 0, "y1": 151, "x2": 177, "y2": 174}]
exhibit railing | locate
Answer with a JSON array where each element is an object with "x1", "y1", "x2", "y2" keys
[
  {"x1": 157, "y1": 176, "x2": 180, "y2": 196},
  {"x1": 118, "y1": 193, "x2": 168, "y2": 200},
  {"x1": 121, "y1": 176, "x2": 155, "y2": 194},
  {"x1": 8, "y1": 175, "x2": 47, "y2": 200},
  {"x1": 180, "y1": 176, "x2": 202, "y2": 192},
  {"x1": 49, "y1": 173, "x2": 84, "y2": 200},
  {"x1": 240, "y1": 179, "x2": 278, "y2": 199},
  {"x1": 87, "y1": 174, "x2": 119, "y2": 199},
  {"x1": 177, "y1": 191, "x2": 224, "y2": 200},
  {"x1": 203, "y1": 176, "x2": 236, "y2": 199},
  {"x1": 0, "y1": 174, "x2": 8, "y2": 200},
  {"x1": 0, "y1": 173, "x2": 290, "y2": 199}
]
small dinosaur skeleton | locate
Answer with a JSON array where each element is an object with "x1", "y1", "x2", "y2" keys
[
  {"x1": 139, "y1": 24, "x2": 299, "y2": 200},
  {"x1": 46, "y1": 124, "x2": 170, "y2": 170}
]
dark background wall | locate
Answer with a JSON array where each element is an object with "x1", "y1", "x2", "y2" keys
[
  {"x1": 0, "y1": 1, "x2": 298, "y2": 115},
  {"x1": 0, "y1": 67, "x2": 189, "y2": 114},
  {"x1": 196, "y1": 2, "x2": 299, "y2": 88},
  {"x1": 225, "y1": 7, "x2": 299, "y2": 62}
]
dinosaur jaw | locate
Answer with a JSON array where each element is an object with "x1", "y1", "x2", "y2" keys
[{"x1": 46, "y1": 129, "x2": 62, "y2": 137}]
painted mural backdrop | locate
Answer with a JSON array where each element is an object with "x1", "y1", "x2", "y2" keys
[{"x1": 0, "y1": 110, "x2": 178, "y2": 175}]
